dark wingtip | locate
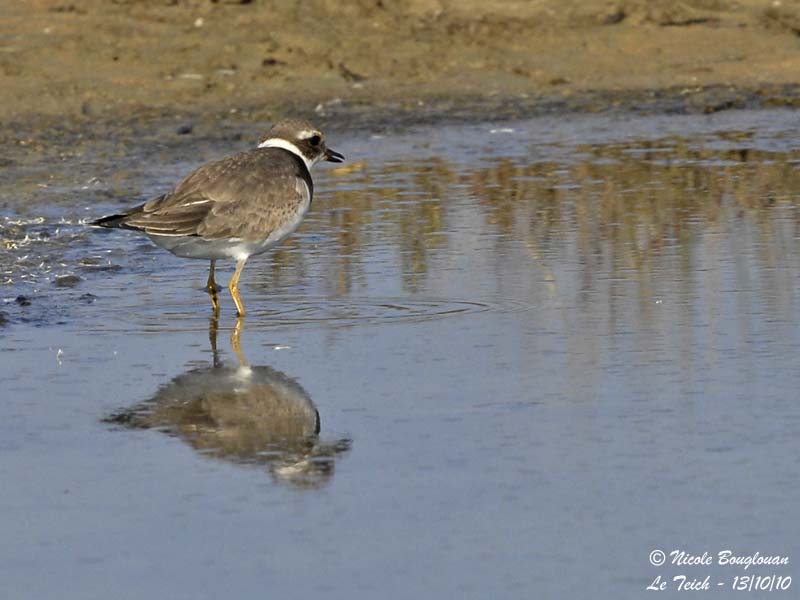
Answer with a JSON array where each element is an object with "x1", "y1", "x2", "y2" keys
[{"x1": 91, "y1": 214, "x2": 128, "y2": 228}]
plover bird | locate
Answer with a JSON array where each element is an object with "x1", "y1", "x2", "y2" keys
[{"x1": 92, "y1": 118, "x2": 344, "y2": 316}]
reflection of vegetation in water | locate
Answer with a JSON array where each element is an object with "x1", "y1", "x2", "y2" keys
[
  {"x1": 261, "y1": 158, "x2": 453, "y2": 294},
  {"x1": 469, "y1": 138, "x2": 800, "y2": 267},
  {"x1": 105, "y1": 320, "x2": 351, "y2": 489},
  {"x1": 261, "y1": 134, "x2": 800, "y2": 308}
]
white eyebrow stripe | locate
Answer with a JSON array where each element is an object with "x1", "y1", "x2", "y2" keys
[
  {"x1": 258, "y1": 138, "x2": 313, "y2": 171},
  {"x1": 298, "y1": 129, "x2": 320, "y2": 139}
]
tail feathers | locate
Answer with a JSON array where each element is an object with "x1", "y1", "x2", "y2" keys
[
  {"x1": 91, "y1": 213, "x2": 131, "y2": 229},
  {"x1": 91, "y1": 201, "x2": 149, "y2": 230}
]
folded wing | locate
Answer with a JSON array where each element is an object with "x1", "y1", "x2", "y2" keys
[{"x1": 92, "y1": 148, "x2": 313, "y2": 241}]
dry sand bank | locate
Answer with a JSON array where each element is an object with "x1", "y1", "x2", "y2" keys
[{"x1": 1, "y1": 0, "x2": 800, "y2": 128}]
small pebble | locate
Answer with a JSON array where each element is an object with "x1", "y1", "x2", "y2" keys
[
  {"x1": 176, "y1": 124, "x2": 194, "y2": 135},
  {"x1": 15, "y1": 295, "x2": 31, "y2": 306},
  {"x1": 81, "y1": 100, "x2": 95, "y2": 116},
  {"x1": 54, "y1": 274, "x2": 82, "y2": 288}
]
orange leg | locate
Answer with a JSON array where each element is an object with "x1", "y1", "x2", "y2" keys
[{"x1": 228, "y1": 258, "x2": 248, "y2": 317}]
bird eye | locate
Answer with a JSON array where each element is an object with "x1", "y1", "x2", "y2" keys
[{"x1": 309, "y1": 135, "x2": 321, "y2": 147}]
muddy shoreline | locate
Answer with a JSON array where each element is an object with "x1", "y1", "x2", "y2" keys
[{"x1": 4, "y1": 82, "x2": 800, "y2": 153}]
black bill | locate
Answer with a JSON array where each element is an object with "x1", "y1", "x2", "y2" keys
[{"x1": 325, "y1": 148, "x2": 345, "y2": 163}]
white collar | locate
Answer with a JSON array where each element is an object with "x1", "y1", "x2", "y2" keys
[{"x1": 258, "y1": 138, "x2": 314, "y2": 171}]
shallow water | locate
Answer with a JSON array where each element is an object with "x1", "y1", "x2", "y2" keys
[{"x1": 2, "y1": 110, "x2": 800, "y2": 598}]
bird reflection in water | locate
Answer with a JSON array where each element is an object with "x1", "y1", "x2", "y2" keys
[{"x1": 106, "y1": 317, "x2": 351, "y2": 488}]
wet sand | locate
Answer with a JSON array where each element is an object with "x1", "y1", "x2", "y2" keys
[{"x1": 3, "y1": 0, "x2": 800, "y2": 132}]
